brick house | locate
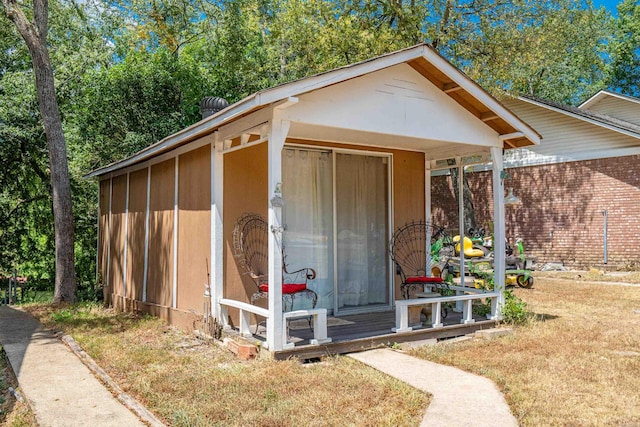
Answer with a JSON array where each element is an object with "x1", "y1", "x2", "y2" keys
[{"x1": 432, "y1": 90, "x2": 640, "y2": 269}]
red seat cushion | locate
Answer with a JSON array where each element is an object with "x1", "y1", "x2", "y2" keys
[
  {"x1": 405, "y1": 276, "x2": 443, "y2": 284},
  {"x1": 259, "y1": 283, "x2": 308, "y2": 294}
]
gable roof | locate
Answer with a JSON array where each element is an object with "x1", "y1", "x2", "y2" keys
[
  {"x1": 87, "y1": 43, "x2": 540, "y2": 178},
  {"x1": 518, "y1": 95, "x2": 640, "y2": 139},
  {"x1": 579, "y1": 90, "x2": 640, "y2": 110}
]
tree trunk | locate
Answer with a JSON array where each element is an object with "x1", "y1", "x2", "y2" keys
[
  {"x1": 448, "y1": 165, "x2": 477, "y2": 235},
  {"x1": 2, "y1": 0, "x2": 77, "y2": 302}
]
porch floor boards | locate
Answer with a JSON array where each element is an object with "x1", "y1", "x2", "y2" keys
[{"x1": 260, "y1": 309, "x2": 497, "y2": 360}]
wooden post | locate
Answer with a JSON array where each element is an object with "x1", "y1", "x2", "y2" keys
[{"x1": 491, "y1": 146, "x2": 506, "y2": 319}]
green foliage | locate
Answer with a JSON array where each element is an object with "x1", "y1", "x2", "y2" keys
[
  {"x1": 72, "y1": 48, "x2": 208, "y2": 169},
  {"x1": 501, "y1": 289, "x2": 530, "y2": 325},
  {"x1": 473, "y1": 299, "x2": 492, "y2": 317},
  {"x1": 606, "y1": 0, "x2": 640, "y2": 95},
  {"x1": 433, "y1": 0, "x2": 611, "y2": 103},
  {"x1": 1, "y1": 0, "x2": 635, "y2": 301}
]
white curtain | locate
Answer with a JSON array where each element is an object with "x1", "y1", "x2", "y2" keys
[
  {"x1": 336, "y1": 154, "x2": 389, "y2": 308},
  {"x1": 282, "y1": 148, "x2": 334, "y2": 310}
]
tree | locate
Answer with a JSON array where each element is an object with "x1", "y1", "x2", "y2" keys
[
  {"x1": 429, "y1": 0, "x2": 610, "y2": 104},
  {"x1": 607, "y1": 0, "x2": 640, "y2": 96},
  {"x1": 1, "y1": 0, "x2": 76, "y2": 302}
]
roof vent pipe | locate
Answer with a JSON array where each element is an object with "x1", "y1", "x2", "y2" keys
[{"x1": 200, "y1": 96, "x2": 229, "y2": 119}]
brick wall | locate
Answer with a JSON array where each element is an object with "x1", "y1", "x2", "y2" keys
[{"x1": 431, "y1": 154, "x2": 640, "y2": 269}]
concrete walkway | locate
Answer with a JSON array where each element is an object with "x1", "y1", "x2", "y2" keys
[
  {"x1": 0, "y1": 305, "x2": 146, "y2": 427},
  {"x1": 349, "y1": 348, "x2": 518, "y2": 427}
]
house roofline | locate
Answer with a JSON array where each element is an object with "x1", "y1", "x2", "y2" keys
[
  {"x1": 87, "y1": 43, "x2": 540, "y2": 178},
  {"x1": 518, "y1": 96, "x2": 640, "y2": 140},
  {"x1": 579, "y1": 89, "x2": 640, "y2": 110}
]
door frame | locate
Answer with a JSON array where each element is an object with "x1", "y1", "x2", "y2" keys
[{"x1": 285, "y1": 143, "x2": 394, "y2": 316}]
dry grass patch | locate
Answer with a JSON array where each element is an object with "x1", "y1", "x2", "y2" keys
[
  {"x1": 24, "y1": 303, "x2": 428, "y2": 426},
  {"x1": 534, "y1": 269, "x2": 640, "y2": 284},
  {"x1": 408, "y1": 279, "x2": 640, "y2": 426}
]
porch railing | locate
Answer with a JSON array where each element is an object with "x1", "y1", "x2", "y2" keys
[
  {"x1": 219, "y1": 298, "x2": 269, "y2": 338},
  {"x1": 393, "y1": 291, "x2": 499, "y2": 333}
]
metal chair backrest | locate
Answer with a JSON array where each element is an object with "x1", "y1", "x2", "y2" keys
[
  {"x1": 389, "y1": 221, "x2": 431, "y2": 281},
  {"x1": 233, "y1": 213, "x2": 268, "y2": 286}
]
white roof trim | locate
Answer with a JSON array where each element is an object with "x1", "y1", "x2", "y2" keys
[
  {"x1": 87, "y1": 43, "x2": 540, "y2": 178},
  {"x1": 580, "y1": 89, "x2": 640, "y2": 109},
  {"x1": 518, "y1": 96, "x2": 640, "y2": 140}
]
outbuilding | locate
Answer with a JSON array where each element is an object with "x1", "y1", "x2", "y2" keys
[{"x1": 88, "y1": 44, "x2": 540, "y2": 355}]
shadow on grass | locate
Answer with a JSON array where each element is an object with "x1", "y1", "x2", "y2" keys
[{"x1": 530, "y1": 312, "x2": 560, "y2": 322}]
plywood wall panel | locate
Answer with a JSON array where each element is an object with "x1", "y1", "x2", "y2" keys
[
  {"x1": 177, "y1": 145, "x2": 211, "y2": 312},
  {"x1": 224, "y1": 143, "x2": 268, "y2": 306},
  {"x1": 392, "y1": 150, "x2": 426, "y2": 226},
  {"x1": 147, "y1": 159, "x2": 175, "y2": 307},
  {"x1": 126, "y1": 168, "x2": 148, "y2": 301},
  {"x1": 108, "y1": 174, "x2": 127, "y2": 298}
]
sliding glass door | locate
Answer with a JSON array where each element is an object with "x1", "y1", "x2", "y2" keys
[
  {"x1": 335, "y1": 153, "x2": 390, "y2": 310},
  {"x1": 282, "y1": 147, "x2": 391, "y2": 313}
]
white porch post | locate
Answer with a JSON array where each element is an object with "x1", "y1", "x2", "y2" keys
[
  {"x1": 425, "y1": 159, "x2": 432, "y2": 277},
  {"x1": 456, "y1": 159, "x2": 465, "y2": 312},
  {"x1": 266, "y1": 115, "x2": 290, "y2": 351},
  {"x1": 172, "y1": 157, "x2": 179, "y2": 309},
  {"x1": 491, "y1": 146, "x2": 506, "y2": 319},
  {"x1": 211, "y1": 133, "x2": 224, "y2": 322}
]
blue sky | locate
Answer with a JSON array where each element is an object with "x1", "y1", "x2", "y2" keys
[{"x1": 592, "y1": 0, "x2": 624, "y2": 15}]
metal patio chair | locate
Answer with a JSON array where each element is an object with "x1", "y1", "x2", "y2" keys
[
  {"x1": 233, "y1": 213, "x2": 318, "y2": 314},
  {"x1": 389, "y1": 220, "x2": 449, "y2": 319}
]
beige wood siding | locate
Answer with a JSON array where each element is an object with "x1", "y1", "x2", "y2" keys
[
  {"x1": 224, "y1": 143, "x2": 268, "y2": 306},
  {"x1": 126, "y1": 168, "x2": 147, "y2": 301},
  {"x1": 177, "y1": 145, "x2": 211, "y2": 313},
  {"x1": 109, "y1": 174, "x2": 127, "y2": 298},
  {"x1": 586, "y1": 96, "x2": 640, "y2": 126},
  {"x1": 147, "y1": 159, "x2": 175, "y2": 307}
]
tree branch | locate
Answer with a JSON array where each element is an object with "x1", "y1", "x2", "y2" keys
[
  {"x1": 1, "y1": 0, "x2": 42, "y2": 56},
  {"x1": 33, "y1": 0, "x2": 49, "y2": 42}
]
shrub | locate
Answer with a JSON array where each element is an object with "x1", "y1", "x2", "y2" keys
[{"x1": 501, "y1": 289, "x2": 529, "y2": 325}]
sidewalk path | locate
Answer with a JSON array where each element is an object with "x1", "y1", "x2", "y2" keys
[
  {"x1": 0, "y1": 305, "x2": 146, "y2": 427},
  {"x1": 349, "y1": 348, "x2": 518, "y2": 427}
]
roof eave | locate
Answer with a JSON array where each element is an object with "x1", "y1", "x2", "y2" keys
[{"x1": 87, "y1": 43, "x2": 542, "y2": 178}]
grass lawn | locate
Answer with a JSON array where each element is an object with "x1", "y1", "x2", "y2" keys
[
  {"x1": 8, "y1": 273, "x2": 639, "y2": 425},
  {"x1": 408, "y1": 278, "x2": 640, "y2": 426},
  {"x1": 23, "y1": 304, "x2": 428, "y2": 427}
]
